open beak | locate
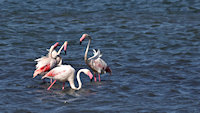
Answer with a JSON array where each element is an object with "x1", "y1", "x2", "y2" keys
[{"x1": 64, "y1": 41, "x2": 68, "y2": 55}]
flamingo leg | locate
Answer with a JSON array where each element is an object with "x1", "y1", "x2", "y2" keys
[
  {"x1": 62, "y1": 82, "x2": 65, "y2": 90},
  {"x1": 98, "y1": 74, "x2": 101, "y2": 82},
  {"x1": 94, "y1": 73, "x2": 97, "y2": 82},
  {"x1": 47, "y1": 80, "x2": 56, "y2": 90}
]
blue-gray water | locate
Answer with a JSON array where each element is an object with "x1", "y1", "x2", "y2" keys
[{"x1": 1, "y1": 0, "x2": 200, "y2": 112}]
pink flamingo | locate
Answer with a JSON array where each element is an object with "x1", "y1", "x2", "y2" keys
[
  {"x1": 80, "y1": 34, "x2": 112, "y2": 82},
  {"x1": 41, "y1": 65, "x2": 93, "y2": 90},
  {"x1": 33, "y1": 42, "x2": 67, "y2": 78}
]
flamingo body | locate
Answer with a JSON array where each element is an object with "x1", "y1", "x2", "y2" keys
[
  {"x1": 42, "y1": 65, "x2": 93, "y2": 90},
  {"x1": 33, "y1": 42, "x2": 59, "y2": 78},
  {"x1": 42, "y1": 65, "x2": 75, "y2": 82},
  {"x1": 33, "y1": 57, "x2": 57, "y2": 77},
  {"x1": 88, "y1": 49, "x2": 111, "y2": 75},
  {"x1": 80, "y1": 34, "x2": 112, "y2": 82}
]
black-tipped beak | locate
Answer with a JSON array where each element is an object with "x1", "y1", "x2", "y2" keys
[
  {"x1": 64, "y1": 51, "x2": 66, "y2": 55},
  {"x1": 90, "y1": 78, "x2": 93, "y2": 82},
  {"x1": 80, "y1": 41, "x2": 82, "y2": 45}
]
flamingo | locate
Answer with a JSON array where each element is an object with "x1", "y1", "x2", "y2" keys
[
  {"x1": 33, "y1": 42, "x2": 66, "y2": 78},
  {"x1": 80, "y1": 34, "x2": 112, "y2": 82},
  {"x1": 41, "y1": 65, "x2": 93, "y2": 90}
]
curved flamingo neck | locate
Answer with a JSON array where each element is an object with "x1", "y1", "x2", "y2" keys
[
  {"x1": 69, "y1": 69, "x2": 86, "y2": 90},
  {"x1": 84, "y1": 37, "x2": 91, "y2": 65},
  {"x1": 76, "y1": 69, "x2": 83, "y2": 90},
  {"x1": 57, "y1": 43, "x2": 65, "y2": 55},
  {"x1": 48, "y1": 46, "x2": 55, "y2": 58},
  {"x1": 57, "y1": 58, "x2": 62, "y2": 66}
]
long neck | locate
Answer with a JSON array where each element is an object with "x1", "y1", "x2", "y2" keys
[
  {"x1": 57, "y1": 43, "x2": 64, "y2": 55},
  {"x1": 76, "y1": 69, "x2": 83, "y2": 90},
  {"x1": 69, "y1": 69, "x2": 84, "y2": 90},
  {"x1": 84, "y1": 37, "x2": 91, "y2": 65},
  {"x1": 48, "y1": 46, "x2": 54, "y2": 58}
]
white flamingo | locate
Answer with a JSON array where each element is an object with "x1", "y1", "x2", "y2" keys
[
  {"x1": 41, "y1": 65, "x2": 93, "y2": 90},
  {"x1": 33, "y1": 42, "x2": 60, "y2": 78},
  {"x1": 80, "y1": 34, "x2": 112, "y2": 82}
]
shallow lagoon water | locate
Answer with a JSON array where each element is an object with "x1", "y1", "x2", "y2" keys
[{"x1": 0, "y1": 0, "x2": 200, "y2": 112}]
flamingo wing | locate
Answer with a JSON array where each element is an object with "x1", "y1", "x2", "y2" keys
[
  {"x1": 35, "y1": 57, "x2": 56, "y2": 69},
  {"x1": 34, "y1": 56, "x2": 47, "y2": 62},
  {"x1": 88, "y1": 49, "x2": 102, "y2": 60},
  {"x1": 89, "y1": 58, "x2": 108, "y2": 74},
  {"x1": 33, "y1": 57, "x2": 57, "y2": 77}
]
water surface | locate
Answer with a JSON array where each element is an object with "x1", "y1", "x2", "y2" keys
[{"x1": 0, "y1": 0, "x2": 200, "y2": 112}]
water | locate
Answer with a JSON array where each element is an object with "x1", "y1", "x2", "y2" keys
[{"x1": 1, "y1": 0, "x2": 200, "y2": 112}]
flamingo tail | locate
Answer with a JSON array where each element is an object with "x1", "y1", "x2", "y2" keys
[
  {"x1": 105, "y1": 66, "x2": 112, "y2": 75},
  {"x1": 33, "y1": 69, "x2": 43, "y2": 78},
  {"x1": 33, "y1": 64, "x2": 51, "y2": 78}
]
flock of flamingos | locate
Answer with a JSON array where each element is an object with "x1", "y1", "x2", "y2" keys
[{"x1": 33, "y1": 34, "x2": 112, "y2": 90}]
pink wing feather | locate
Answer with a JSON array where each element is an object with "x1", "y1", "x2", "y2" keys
[{"x1": 33, "y1": 57, "x2": 57, "y2": 77}]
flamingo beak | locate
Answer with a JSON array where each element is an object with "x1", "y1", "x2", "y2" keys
[
  {"x1": 64, "y1": 41, "x2": 68, "y2": 55},
  {"x1": 80, "y1": 41, "x2": 82, "y2": 45}
]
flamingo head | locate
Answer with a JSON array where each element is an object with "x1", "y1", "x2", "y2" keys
[
  {"x1": 81, "y1": 69, "x2": 93, "y2": 81},
  {"x1": 80, "y1": 33, "x2": 90, "y2": 45},
  {"x1": 53, "y1": 42, "x2": 60, "y2": 49},
  {"x1": 64, "y1": 41, "x2": 68, "y2": 55},
  {"x1": 87, "y1": 71, "x2": 93, "y2": 81}
]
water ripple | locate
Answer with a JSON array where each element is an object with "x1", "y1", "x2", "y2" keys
[{"x1": 1, "y1": 0, "x2": 200, "y2": 112}]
